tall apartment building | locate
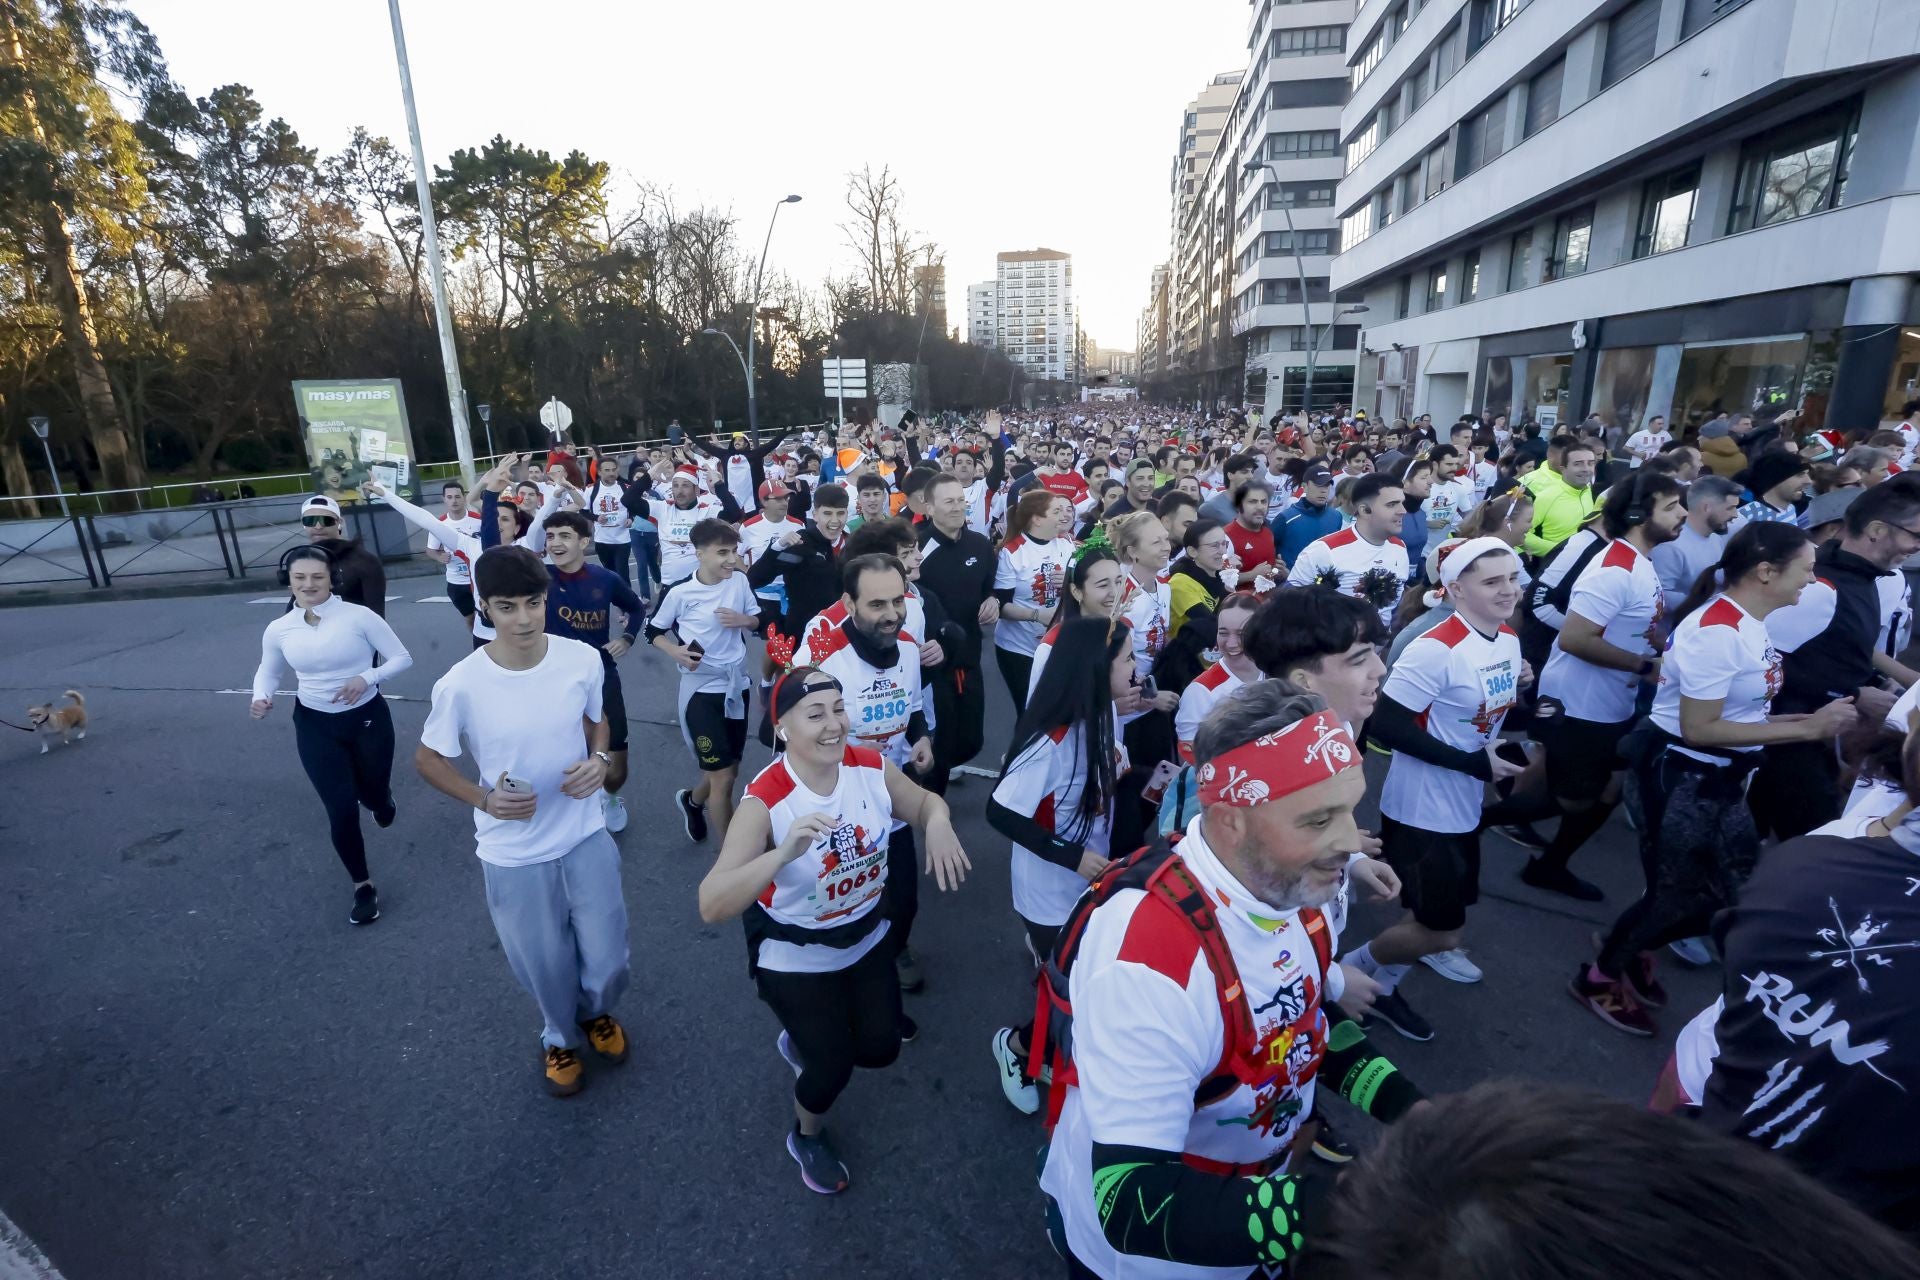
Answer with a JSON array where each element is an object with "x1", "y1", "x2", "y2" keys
[
  {"x1": 967, "y1": 280, "x2": 997, "y2": 348},
  {"x1": 994, "y1": 249, "x2": 1078, "y2": 384},
  {"x1": 1162, "y1": 72, "x2": 1244, "y2": 398},
  {"x1": 1139, "y1": 262, "x2": 1172, "y2": 380},
  {"x1": 1331, "y1": 0, "x2": 1920, "y2": 436},
  {"x1": 913, "y1": 262, "x2": 948, "y2": 338}
]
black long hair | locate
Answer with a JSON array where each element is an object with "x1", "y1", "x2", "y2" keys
[
  {"x1": 1673, "y1": 520, "x2": 1810, "y2": 625},
  {"x1": 1002, "y1": 616, "x2": 1126, "y2": 844},
  {"x1": 1052, "y1": 545, "x2": 1121, "y2": 627}
]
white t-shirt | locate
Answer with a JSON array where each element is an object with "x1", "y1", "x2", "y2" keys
[
  {"x1": 1624, "y1": 430, "x2": 1671, "y2": 468},
  {"x1": 1878, "y1": 566, "x2": 1914, "y2": 661},
  {"x1": 419, "y1": 637, "x2": 607, "y2": 868},
  {"x1": 994, "y1": 722, "x2": 1128, "y2": 928},
  {"x1": 738, "y1": 513, "x2": 804, "y2": 601},
  {"x1": 432, "y1": 512, "x2": 482, "y2": 583},
  {"x1": 1284, "y1": 527, "x2": 1410, "y2": 626},
  {"x1": 794, "y1": 614, "x2": 923, "y2": 774},
  {"x1": 252, "y1": 595, "x2": 411, "y2": 712},
  {"x1": 994, "y1": 533, "x2": 1075, "y2": 656},
  {"x1": 649, "y1": 571, "x2": 761, "y2": 695},
  {"x1": 1424, "y1": 474, "x2": 1477, "y2": 538},
  {"x1": 1119, "y1": 571, "x2": 1173, "y2": 679},
  {"x1": 583, "y1": 482, "x2": 631, "y2": 544},
  {"x1": 1379, "y1": 613, "x2": 1521, "y2": 833},
  {"x1": 1470, "y1": 459, "x2": 1499, "y2": 505},
  {"x1": 744, "y1": 747, "x2": 894, "y2": 974},
  {"x1": 1539, "y1": 538, "x2": 1663, "y2": 723},
  {"x1": 1040, "y1": 815, "x2": 1342, "y2": 1280},
  {"x1": 644, "y1": 494, "x2": 727, "y2": 585},
  {"x1": 961, "y1": 477, "x2": 991, "y2": 537},
  {"x1": 1175, "y1": 662, "x2": 1248, "y2": 756},
  {"x1": 1649, "y1": 594, "x2": 1782, "y2": 763}
]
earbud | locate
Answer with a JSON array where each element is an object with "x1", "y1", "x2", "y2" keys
[{"x1": 776, "y1": 729, "x2": 788, "y2": 743}]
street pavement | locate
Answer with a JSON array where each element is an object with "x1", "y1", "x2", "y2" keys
[{"x1": 0, "y1": 588, "x2": 1721, "y2": 1279}]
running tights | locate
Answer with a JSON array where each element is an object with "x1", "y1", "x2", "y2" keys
[
  {"x1": 995, "y1": 646, "x2": 1035, "y2": 722},
  {"x1": 593, "y1": 539, "x2": 633, "y2": 586},
  {"x1": 292, "y1": 696, "x2": 395, "y2": 884},
  {"x1": 756, "y1": 939, "x2": 903, "y2": 1115}
]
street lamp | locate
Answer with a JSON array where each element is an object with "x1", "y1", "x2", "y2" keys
[
  {"x1": 27, "y1": 416, "x2": 69, "y2": 521},
  {"x1": 476, "y1": 403, "x2": 494, "y2": 460},
  {"x1": 700, "y1": 327, "x2": 751, "y2": 388},
  {"x1": 742, "y1": 194, "x2": 801, "y2": 442},
  {"x1": 1243, "y1": 159, "x2": 1354, "y2": 417}
]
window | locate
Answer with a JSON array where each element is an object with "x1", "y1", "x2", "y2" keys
[
  {"x1": 1268, "y1": 229, "x2": 1334, "y2": 256},
  {"x1": 1269, "y1": 130, "x2": 1340, "y2": 159},
  {"x1": 1411, "y1": 58, "x2": 1433, "y2": 108},
  {"x1": 1397, "y1": 167, "x2": 1421, "y2": 214},
  {"x1": 1268, "y1": 78, "x2": 1348, "y2": 109},
  {"x1": 1351, "y1": 35, "x2": 1384, "y2": 87},
  {"x1": 1391, "y1": 5, "x2": 1410, "y2": 38},
  {"x1": 1727, "y1": 103, "x2": 1859, "y2": 232},
  {"x1": 1546, "y1": 206, "x2": 1593, "y2": 279},
  {"x1": 1434, "y1": 26, "x2": 1465, "y2": 86},
  {"x1": 1682, "y1": 0, "x2": 1752, "y2": 36},
  {"x1": 1423, "y1": 142, "x2": 1448, "y2": 201},
  {"x1": 1601, "y1": 0, "x2": 1660, "y2": 89},
  {"x1": 1346, "y1": 117, "x2": 1380, "y2": 171},
  {"x1": 1184, "y1": 112, "x2": 1198, "y2": 127},
  {"x1": 1634, "y1": 166, "x2": 1699, "y2": 257},
  {"x1": 1262, "y1": 278, "x2": 1332, "y2": 304},
  {"x1": 1340, "y1": 202, "x2": 1375, "y2": 252},
  {"x1": 1426, "y1": 265, "x2": 1449, "y2": 311},
  {"x1": 1506, "y1": 229, "x2": 1532, "y2": 290},
  {"x1": 1275, "y1": 25, "x2": 1346, "y2": 57},
  {"x1": 1462, "y1": 249, "x2": 1481, "y2": 301},
  {"x1": 1523, "y1": 59, "x2": 1563, "y2": 138},
  {"x1": 1467, "y1": 0, "x2": 1526, "y2": 55},
  {"x1": 1395, "y1": 275, "x2": 1412, "y2": 319},
  {"x1": 1455, "y1": 103, "x2": 1505, "y2": 179}
]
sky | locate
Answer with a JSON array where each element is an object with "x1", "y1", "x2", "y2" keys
[{"x1": 128, "y1": 0, "x2": 1250, "y2": 352}]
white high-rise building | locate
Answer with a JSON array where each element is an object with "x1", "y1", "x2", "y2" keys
[
  {"x1": 967, "y1": 281, "x2": 998, "y2": 348},
  {"x1": 995, "y1": 249, "x2": 1077, "y2": 384}
]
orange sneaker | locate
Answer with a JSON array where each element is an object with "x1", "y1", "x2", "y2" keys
[
  {"x1": 544, "y1": 1045, "x2": 585, "y2": 1096},
  {"x1": 578, "y1": 1014, "x2": 629, "y2": 1064}
]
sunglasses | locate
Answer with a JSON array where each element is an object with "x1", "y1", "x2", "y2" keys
[{"x1": 301, "y1": 515, "x2": 338, "y2": 528}]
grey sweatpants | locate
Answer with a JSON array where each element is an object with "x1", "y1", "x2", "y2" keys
[{"x1": 481, "y1": 828, "x2": 631, "y2": 1050}]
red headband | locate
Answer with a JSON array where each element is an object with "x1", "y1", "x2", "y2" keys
[{"x1": 1196, "y1": 710, "x2": 1361, "y2": 807}]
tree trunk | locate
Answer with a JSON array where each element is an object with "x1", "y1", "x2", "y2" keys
[{"x1": 0, "y1": 434, "x2": 42, "y2": 517}]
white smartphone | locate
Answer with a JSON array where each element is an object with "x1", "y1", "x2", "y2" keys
[{"x1": 497, "y1": 773, "x2": 534, "y2": 796}]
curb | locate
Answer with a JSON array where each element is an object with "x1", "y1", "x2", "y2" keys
[{"x1": 0, "y1": 561, "x2": 446, "y2": 610}]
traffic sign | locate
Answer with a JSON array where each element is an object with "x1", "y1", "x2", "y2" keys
[
  {"x1": 538, "y1": 396, "x2": 573, "y2": 437},
  {"x1": 823, "y1": 358, "x2": 868, "y2": 396}
]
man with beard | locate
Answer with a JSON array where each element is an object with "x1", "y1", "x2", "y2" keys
[
  {"x1": 623, "y1": 464, "x2": 725, "y2": 591},
  {"x1": 916, "y1": 474, "x2": 998, "y2": 795},
  {"x1": 1651, "y1": 476, "x2": 1741, "y2": 612}
]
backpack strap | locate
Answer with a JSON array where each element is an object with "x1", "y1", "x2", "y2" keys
[{"x1": 1142, "y1": 857, "x2": 1254, "y2": 1093}]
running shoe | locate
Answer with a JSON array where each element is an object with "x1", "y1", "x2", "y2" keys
[
  {"x1": 1567, "y1": 965, "x2": 1656, "y2": 1037},
  {"x1": 1364, "y1": 990, "x2": 1434, "y2": 1042},
  {"x1": 787, "y1": 1125, "x2": 849, "y2": 1195},
  {"x1": 543, "y1": 1045, "x2": 585, "y2": 1097},
  {"x1": 1587, "y1": 932, "x2": 1669, "y2": 1010},
  {"x1": 372, "y1": 796, "x2": 397, "y2": 829},
  {"x1": 1492, "y1": 823, "x2": 1550, "y2": 852},
  {"x1": 895, "y1": 947, "x2": 926, "y2": 993},
  {"x1": 1420, "y1": 948, "x2": 1483, "y2": 984},
  {"x1": 578, "y1": 1014, "x2": 629, "y2": 1064},
  {"x1": 349, "y1": 883, "x2": 380, "y2": 927},
  {"x1": 1668, "y1": 936, "x2": 1713, "y2": 967},
  {"x1": 991, "y1": 1027, "x2": 1040, "y2": 1116},
  {"x1": 602, "y1": 792, "x2": 629, "y2": 834},
  {"x1": 776, "y1": 1029, "x2": 804, "y2": 1077},
  {"x1": 676, "y1": 788, "x2": 707, "y2": 842},
  {"x1": 1520, "y1": 857, "x2": 1604, "y2": 902},
  {"x1": 1310, "y1": 1114, "x2": 1356, "y2": 1164},
  {"x1": 899, "y1": 1014, "x2": 919, "y2": 1044}
]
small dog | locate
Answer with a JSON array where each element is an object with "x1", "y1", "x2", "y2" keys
[{"x1": 27, "y1": 690, "x2": 87, "y2": 754}]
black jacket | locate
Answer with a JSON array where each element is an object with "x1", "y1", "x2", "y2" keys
[
  {"x1": 915, "y1": 523, "x2": 997, "y2": 668},
  {"x1": 296, "y1": 536, "x2": 386, "y2": 617},
  {"x1": 748, "y1": 521, "x2": 840, "y2": 634},
  {"x1": 1776, "y1": 541, "x2": 1888, "y2": 715}
]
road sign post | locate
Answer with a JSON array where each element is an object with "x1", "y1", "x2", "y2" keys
[
  {"x1": 822, "y1": 358, "x2": 868, "y2": 428},
  {"x1": 538, "y1": 396, "x2": 573, "y2": 443}
]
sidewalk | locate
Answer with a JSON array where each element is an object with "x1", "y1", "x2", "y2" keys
[{"x1": 0, "y1": 559, "x2": 445, "y2": 609}]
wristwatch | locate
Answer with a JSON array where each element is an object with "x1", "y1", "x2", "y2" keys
[{"x1": 593, "y1": 750, "x2": 613, "y2": 766}]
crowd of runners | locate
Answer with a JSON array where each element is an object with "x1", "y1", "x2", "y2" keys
[{"x1": 248, "y1": 403, "x2": 1920, "y2": 1275}]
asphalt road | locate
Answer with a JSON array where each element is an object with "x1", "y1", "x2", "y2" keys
[{"x1": 0, "y1": 588, "x2": 1721, "y2": 1279}]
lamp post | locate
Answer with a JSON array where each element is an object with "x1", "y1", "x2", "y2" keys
[
  {"x1": 476, "y1": 403, "x2": 494, "y2": 461},
  {"x1": 700, "y1": 327, "x2": 751, "y2": 392},
  {"x1": 1244, "y1": 160, "x2": 1368, "y2": 418},
  {"x1": 743, "y1": 195, "x2": 801, "y2": 443},
  {"x1": 28, "y1": 416, "x2": 69, "y2": 521}
]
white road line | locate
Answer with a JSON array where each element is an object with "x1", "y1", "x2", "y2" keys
[
  {"x1": 246, "y1": 597, "x2": 285, "y2": 605},
  {"x1": 0, "y1": 1210, "x2": 65, "y2": 1280},
  {"x1": 952, "y1": 764, "x2": 1001, "y2": 780},
  {"x1": 416, "y1": 596, "x2": 451, "y2": 603}
]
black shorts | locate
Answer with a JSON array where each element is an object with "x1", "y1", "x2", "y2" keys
[
  {"x1": 684, "y1": 691, "x2": 747, "y2": 771},
  {"x1": 446, "y1": 581, "x2": 475, "y2": 617},
  {"x1": 1380, "y1": 814, "x2": 1480, "y2": 933},
  {"x1": 600, "y1": 661, "x2": 628, "y2": 753},
  {"x1": 1540, "y1": 710, "x2": 1632, "y2": 805}
]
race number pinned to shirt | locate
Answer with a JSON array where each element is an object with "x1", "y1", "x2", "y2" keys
[{"x1": 1477, "y1": 659, "x2": 1518, "y2": 719}]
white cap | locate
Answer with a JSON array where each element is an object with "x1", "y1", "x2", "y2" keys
[{"x1": 301, "y1": 494, "x2": 342, "y2": 520}]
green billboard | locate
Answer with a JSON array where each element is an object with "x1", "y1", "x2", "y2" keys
[{"x1": 292, "y1": 378, "x2": 419, "y2": 505}]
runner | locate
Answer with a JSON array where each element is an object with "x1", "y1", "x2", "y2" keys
[
  {"x1": 1112, "y1": 511, "x2": 1181, "y2": 766},
  {"x1": 994, "y1": 489, "x2": 1077, "y2": 720},
  {"x1": 251, "y1": 546, "x2": 411, "y2": 926},
  {"x1": 1345, "y1": 538, "x2": 1530, "y2": 1041},
  {"x1": 696, "y1": 665, "x2": 968, "y2": 1194},
  {"x1": 294, "y1": 495, "x2": 387, "y2": 616},
  {"x1": 413, "y1": 545, "x2": 628, "y2": 1098},
  {"x1": 1571, "y1": 522, "x2": 1854, "y2": 1035},
  {"x1": 1285, "y1": 473, "x2": 1411, "y2": 627},
  {"x1": 648, "y1": 519, "x2": 763, "y2": 846},
  {"x1": 628, "y1": 463, "x2": 726, "y2": 590},
  {"x1": 739, "y1": 480, "x2": 807, "y2": 712},
  {"x1": 1032, "y1": 546, "x2": 1130, "y2": 693},
  {"x1": 1651, "y1": 475, "x2": 1742, "y2": 612},
  {"x1": 916, "y1": 473, "x2": 999, "y2": 791},
  {"x1": 1166, "y1": 519, "x2": 1233, "y2": 640},
  {"x1": 1037, "y1": 680, "x2": 1426, "y2": 1277},
  {"x1": 1275, "y1": 461, "x2": 1340, "y2": 564},
  {"x1": 425, "y1": 479, "x2": 481, "y2": 629},
  {"x1": 1223, "y1": 482, "x2": 1280, "y2": 581},
  {"x1": 1242, "y1": 586, "x2": 1386, "y2": 733},
  {"x1": 1173, "y1": 592, "x2": 1261, "y2": 758},
  {"x1": 582, "y1": 463, "x2": 634, "y2": 585}
]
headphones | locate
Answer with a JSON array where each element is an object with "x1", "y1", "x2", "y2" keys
[
  {"x1": 278, "y1": 544, "x2": 341, "y2": 589},
  {"x1": 1622, "y1": 470, "x2": 1652, "y2": 528}
]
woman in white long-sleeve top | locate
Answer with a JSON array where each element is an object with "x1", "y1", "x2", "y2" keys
[{"x1": 252, "y1": 545, "x2": 413, "y2": 926}]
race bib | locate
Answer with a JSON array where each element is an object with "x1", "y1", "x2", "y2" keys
[{"x1": 1477, "y1": 659, "x2": 1518, "y2": 717}]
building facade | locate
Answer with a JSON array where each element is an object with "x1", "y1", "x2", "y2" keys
[
  {"x1": 967, "y1": 280, "x2": 997, "y2": 348},
  {"x1": 1138, "y1": 262, "x2": 1172, "y2": 382},
  {"x1": 913, "y1": 262, "x2": 949, "y2": 339},
  {"x1": 994, "y1": 249, "x2": 1078, "y2": 384},
  {"x1": 1331, "y1": 0, "x2": 1920, "y2": 437}
]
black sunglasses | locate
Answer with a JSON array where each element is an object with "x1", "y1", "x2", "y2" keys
[{"x1": 301, "y1": 515, "x2": 338, "y2": 528}]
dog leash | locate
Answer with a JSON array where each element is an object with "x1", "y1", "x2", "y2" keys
[{"x1": 0, "y1": 716, "x2": 37, "y2": 732}]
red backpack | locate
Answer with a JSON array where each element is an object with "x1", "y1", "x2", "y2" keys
[{"x1": 1031, "y1": 836, "x2": 1331, "y2": 1141}]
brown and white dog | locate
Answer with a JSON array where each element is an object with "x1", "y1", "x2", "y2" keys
[{"x1": 27, "y1": 690, "x2": 87, "y2": 754}]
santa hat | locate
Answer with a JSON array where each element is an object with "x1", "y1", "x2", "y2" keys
[{"x1": 674, "y1": 464, "x2": 699, "y2": 480}]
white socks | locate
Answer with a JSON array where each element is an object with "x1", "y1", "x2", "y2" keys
[{"x1": 1345, "y1": 943, "x2": 1412, "y2": 996}]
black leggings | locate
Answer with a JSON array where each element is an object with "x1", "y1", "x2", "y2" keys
[
  {"x1": 885, "y1": 825, "x2": 918, "y2": 950},
  {"x1": 593, "y1": 540, "x2": 633, "y2": 585},
  {"x1": 1012, "y1": 919, "x2": 1063, "y2": 1062},
  {"x1": 292, "y1": 696, "x2": 395, "y2": 884},
  {"x1": 756, "y1": 937, "x2": 904, "y2": 1115},
  {"x1": 996, "y1": 646, "x2": 1035, "y2": 722}
]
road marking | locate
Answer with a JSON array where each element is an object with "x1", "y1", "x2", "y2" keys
[
  {"x1": 247, "y1": 597, "x2": 285, "y2": 605},
  {"x1": 0, "y1": 1210, "x2": 65, "y2": 1280},
  {"x1": 416, "y1": 596, "x2": 451, "y2": 603},
  {"x1": 952, "y1": 764, "x2": 1001, "y2": 780}
]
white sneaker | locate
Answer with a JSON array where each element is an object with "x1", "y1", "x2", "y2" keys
[
  {"x1": 1420, "y1": 948, "x2": 1483, "y2": 984},
  {"x1": 991, "y1": 1027, "x2": 1040, "y2": 1115},
  {"x1": 602, "y1": 792, "x2": 629, "y2": 834},
  {"x1": 1668, "y1": 936, "x2": 1713, "y2": 967}
]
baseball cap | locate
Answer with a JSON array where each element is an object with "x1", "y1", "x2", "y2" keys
[
  {"x1": 1303, "y1": 463, "x2": 1334, "y2": 487},
  {"x1": 758, "y1": 480, "x2": 790, "y2": 500},
  {"x1": 300, "y1": 495, "x2": 342, "y2": 521}
]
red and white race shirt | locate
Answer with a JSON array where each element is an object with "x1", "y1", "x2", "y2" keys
[
  {"x1": 1380, "y1": 613, "x2": 1522, "y2": 834},
  {"x1": 1120, "y1": 571, "x2": 1173, "y2": 679},
  {"x1": 1539, "y1": 538, "x2": 1664, "y2": 723},
  {"x1": 793, "y1": 614, "x2": 923, "y2": 784},
  {"x1": 1284, "y1": 528, "x2": 1410, "y2": 626},
  {"x1": 746, "y1": 747, "x2": 894, "y2": 973},
  {"x1": 650, "y1": 493, "x2": 727, "y2": 585},
  {"x1": 1039, "y1": 470, "x2": 1091, "y2": 509},
  {"x1": 991, "y1": 723, "x2": 1122, "y2": 927},
  {"x1": 994, "y1": 534, "x2": 1075, "y2": 657},
  {"x1": 962, "y1": 477, "x2": 991, "y2": 537},
  {"x1": 1039, "y1": 815, "x2": 1342, "y2": 1280},
  {"x1": 738, "y1": 513, "x2": 803, "y2": 569},
  {"x1": 1175, "y1": 662, "x2": 1249, "y2": 758},
  {"x1": 584, "y1": 481, "x2": 631, "y2": 544},
  {"x1": 1650, "y1": 594, "x2": 1782, "y2": 764},
  {"x1": 432, "y1": 512, "x2": 482, "y2": 584}
]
